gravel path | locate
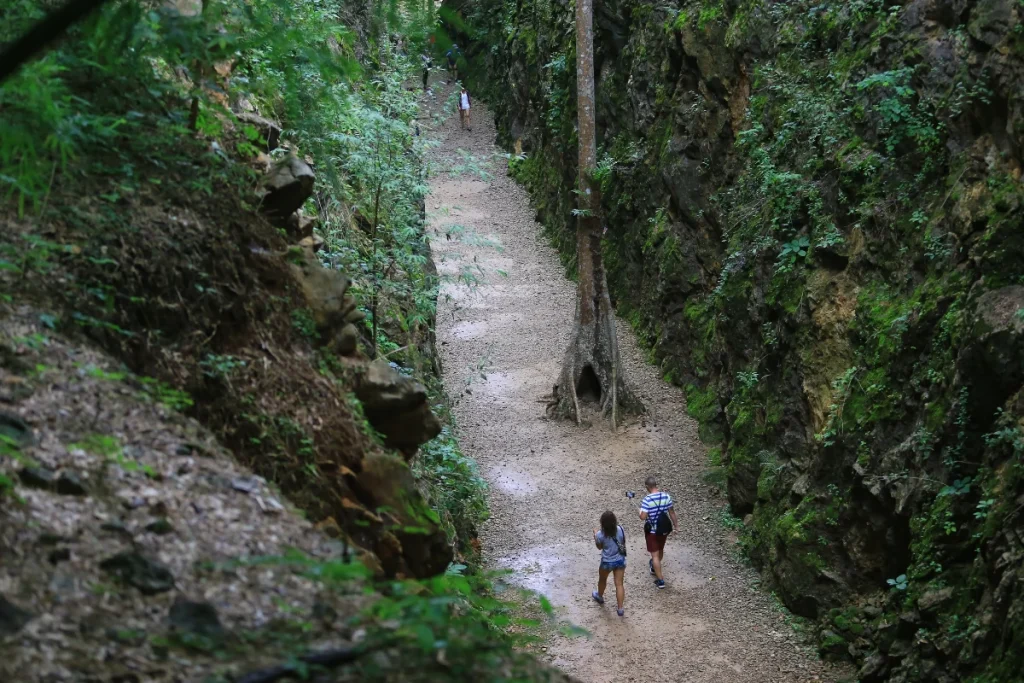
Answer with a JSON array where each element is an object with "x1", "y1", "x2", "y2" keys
[{"x1": 423, "y1": 79, "x2": 845, "y2": 683}]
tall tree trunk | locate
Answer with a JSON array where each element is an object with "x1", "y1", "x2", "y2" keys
[{"x1": 553, "y1": 0, "x2": 638, "y2": 427}]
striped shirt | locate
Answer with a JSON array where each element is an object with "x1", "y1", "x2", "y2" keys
[{"x1": 641, "y1": 491, "x2": 673, "y2": 534}]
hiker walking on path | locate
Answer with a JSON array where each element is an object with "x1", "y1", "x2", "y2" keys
[
  {"x1": 446, "y1": 43, "x2": 461, "y2": 81},
  {"x1": 457, "y1": 87, "x2": 472, "y2": 131},
  {"x1": 639, "y1": 476, "x2": 678, "y2": 589},
  {"x1": 421, "y1": 53, "x2": 431, "y2": 90},
  {"x1": 592, "y1": 511, "x2": 627, "y2": 617}
]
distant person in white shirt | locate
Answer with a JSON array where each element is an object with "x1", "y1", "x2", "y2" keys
[{"x1": 458, "y1": 87, "x2": 472, "y2": 131}]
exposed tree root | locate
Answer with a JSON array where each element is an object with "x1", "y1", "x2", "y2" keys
[
  {"x1": 554, "y1": 315, "x2": 640, "y2": 429},
  {"x1": 551, "y1": 215, "x2": 642, "y2": 428}
]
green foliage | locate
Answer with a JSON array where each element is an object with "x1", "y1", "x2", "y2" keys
[
  {"x1": 202, "y1": 549, "x2": 561, "y2": 680},
  {"x1": 542, "y1": 54, "x2": 572, "y2": 138},
  {"x1": 938, "y1": 478, "x2": 971, "y2": 498},
  {"x1": 887, "y1": 574, "x2": 909, "y2": 591},
  {"x1": 0, "y1": 235, "x2": 78, "y2": 278},
  {"x1": 138, "y1": 376, "x2": 193, "y2": 411},
  {"x1": 0, "y1": 433, "x2": 34, "y2": 500},
  {"x1": 815, "y1": 367, "x2": 858, "y2": 447},
  {"x1": 855, "y1": 68, "x2": 942, "y2": 158},
  {"x1": 70, "y1": 433, "x2": 156, "y2": 477},
  {"x1": 291, "y1": 308, "x2": 318, "y2": 340},
  {"x1": 697, "y1": 1, "x2": 725, "y2": 30},
  {"x1": 415, "y1": 394, "x2": 489, "y2": 551},
  {"x1": 311, "y1": 46, "x2": 440, "y2": 360},
  {"x1": 70, "y1": 433, "x2": 121, "y2": 458},
  {"x1": 685, "y1": 383, "x2": 719, "y2": 423},
  {"x1": 0, "y1": 0, "x2": 379, "y2": 215},
  {"x1": 200, "y1": 354, "x2": 247, "y2": 379},
  {"x1": 0, "y1": 55, "x2": 123, "y2": 216},
  {"x1": 776, "y1": 236, "x2": 809, "y2": 274}
]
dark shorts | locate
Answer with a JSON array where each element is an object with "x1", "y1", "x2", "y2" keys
[
  {"x1": 645, "y1": 532, "x2": 668, "y2": 553},
  {"x1": 600, "y1": 559, "x2": 625, "y2": 572}
]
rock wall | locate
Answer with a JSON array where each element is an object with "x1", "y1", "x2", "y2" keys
[{"x1": 448, "y1": 0, "x2": 1024, "y2": 679}]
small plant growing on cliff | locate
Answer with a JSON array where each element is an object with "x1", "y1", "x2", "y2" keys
[
  {"x1": 973, "y1": 498, "x2": 995, "y2": 520},
  {"x1": 592, "y1": 152, "x2": 616, "y2": 192},
  {"x1": 200, "y1": 354, "x2": 247, "y2": 379},
  {"x1": 775, "y1": 236, "x2": 810, "y2": 274},
  {"x1": 887, "y1": 574, "x2": 909, "y2": 591},
  {"x1": 816, "y1": 367, "x2": 858, "y2": 447},
  {"x1": 938, "y1": 477, "x2": 971, "y2": 497},
  {"x1": 855, "y1": 68, "x2": 942, "y2": 158},
  {"x1": 736, "y1": 370, "x2": 760, "y2": 392}
]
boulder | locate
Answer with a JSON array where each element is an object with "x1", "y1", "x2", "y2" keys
[
  {"x1": 818, "y1": 630, "x2": 848, "y2": 660},
  {"x1": 725, "y1": 450, "x2": 759, "y2": 516},
  {"x1": 99, "y1": 552, "x2": 175, "y2": 595},
  {"x1": 334, "y1": 323, "x2": 360, "y2": 357},
  {"x1": 19, "y1": 466, "x2": 56, "y2": 490},
  {"x1": 287, "y1": 210, "x2": 317, "y2": 240},
  {"x1": 367, "y1": 401, "x2": 442, "y2": 455},
  {"x1": 56, "y1": 471, "x2": 88, "y2": 496},
  {"x1": 354, "y1": 361, "x2": 441, "y2": 455},
  {"x1": 917, "y1": 587, "x2": 954, "y2": 613},
  {"x1": 298, "y1": 234, "x2": 325, "y2": 252},
  {"x1": 168, "y1": 598, "x2": 224, "y2": 639},
  {"x1": 262, "y1": 154, "x2": 315, "y2": 223},
  {"x1": 0, "y1": 594, "x2": 34, "y2": 636},
  {"x1": 289, "y1": 250, "x2": 352, "y2": 336},
  {"x1": 356, "y1": 361, "x2": 427, "y2": 414},
  {"x1": 968, "y1": 0, "x2": 1013, "y2": 46},
  {"x1": 0, "y1": 411, "x2": 33, "y2": 446},
  {"x1": 356, "y1": 451, "x2": 452, "y2": 577},
  {"x1": 344, "y1": 306, "x2": 366, "y2": 324},
  {"x1": 956, "y1": 285, "x2": 1024, "y2": 420},
  {"x1": 858, "y1": 651, "x2": 889, "y2": 682}
]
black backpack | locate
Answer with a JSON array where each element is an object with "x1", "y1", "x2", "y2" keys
[
  {"x1": 656, "y1": 506, "x2": 673, "y2": 534},
  {"x1": 644, "y1": 499, "x2": 673, "y2": 535}
]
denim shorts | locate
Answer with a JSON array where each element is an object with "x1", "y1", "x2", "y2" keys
[{"x1": 600, "y1": 559, "x2": 626, "y2": 571}]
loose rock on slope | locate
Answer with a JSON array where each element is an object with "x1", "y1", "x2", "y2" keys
[{"x1": 0, "y1": 311, "x2": 361, "y2": 681}]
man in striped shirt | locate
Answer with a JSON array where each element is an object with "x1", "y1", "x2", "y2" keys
[{"x1": 639, "y1": 476, "x2": 678, "y2": 588}]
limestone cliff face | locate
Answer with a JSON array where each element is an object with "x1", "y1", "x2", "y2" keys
[{"x1": 449, "y1": 0, "x2": 1024, "y2": 678}]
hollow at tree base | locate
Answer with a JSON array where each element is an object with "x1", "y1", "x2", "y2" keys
[{"x1": 552, "y1": 322, "x2": 642, "y2": 425}]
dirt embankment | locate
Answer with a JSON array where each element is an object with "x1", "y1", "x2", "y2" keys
[{"x1": 0, "y1": 73, "x2": 465, "y2": 683}]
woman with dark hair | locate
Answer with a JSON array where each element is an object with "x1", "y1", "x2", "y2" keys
[{"x1": 592, "y1": 510, "x2": 627, "y2": 616}]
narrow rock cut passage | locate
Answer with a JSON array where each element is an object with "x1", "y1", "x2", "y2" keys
[{"x1": 425, "y1": 84, "x2": 842, "y2": 683}]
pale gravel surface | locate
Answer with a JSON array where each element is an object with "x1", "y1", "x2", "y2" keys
[{"x1": 423, "y1": 78, "x2": 850, "y2": 683}]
